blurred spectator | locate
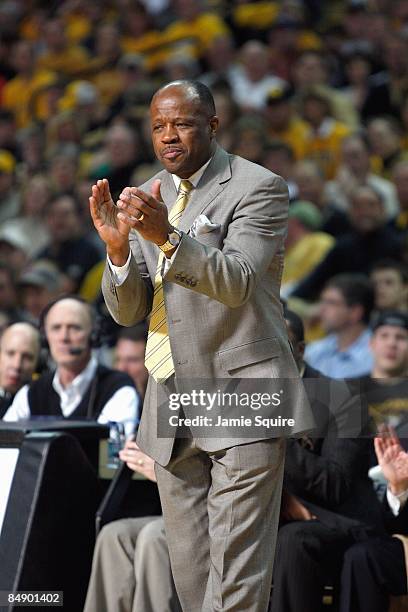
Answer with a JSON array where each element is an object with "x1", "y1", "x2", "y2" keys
[
  {"x1": 48, "y1": 144, "x2": 79, "y2": 194},
  {"x1": 108, "y1": 53, "x2": 155, "y2": 124},
  {"x1": 58, "y1": 80, "x2": 107, "y2": 135},
  {"x1": 91, "y1": 123, "x2": 142, "y2": 199},
  {"x1": 210, "y1": 89, "x2": 240, "y2": 152},
  {"x1": 17, "y1": 124, "x2": 46, "y2": 179},
  {"x1": 37, "y1": 17, "x2": 90, "y2": 78},
  {"x1": 341, "y1": 51, "x2": 372, "y2": 113},
  {"x1": 2, "y1": 40, "x2": 56, "y2": 128},
  {"x1": 299, "y1": 86, "x2": 351, "y2": 179},
  {"x1": 0, "y1": 322, "x2": 40, "y2": 418},
  {"x1": 18, "y1": 261, "x2": 64, "y2": 324},
  {"x1": 360, "y1": 311, "x2": 408, "y2": 431},
  {"x1": 119, "y1": 2, "x2": 164, "y2": 72},
  {"x1": 340, "y1": 427, "x2": 408, "y2": 612},
  {"x1": 3, "y1": 174, "x2": 52, "y2": 258},
  {"x1": 89, "y1": 22, "x2": 123, "y2": 108},
  {"x1": 231, "y1": 114, "x2": 268, "y2": 164},
  {"x1": 114, "y1": 324, "x2": 149, "y2": 401},
  {"x1": 293, "y1": 185, "x2": 403, "y2": 301},
  {"x1": 3, "y1": 296, "x2": 139, "y2": 432},
  {"x1": 325, "y1": 133, "x2": 399, "y2": 219},
  {"x1": 230, "y1": 40, "x2": 286, "y2": 110},
  {"x1": 370, "y1": 260, "x2": 408, "y2": 313},
  {"x1": 340, "y1": 3, "x2": 374, "y2": 58},
  {"x1": 391, "y1": 159, "x2": 408, "y2": 232},
  {"x1": 264, "y1": 84, "x2": 311, "y2": 160},
  {"x1": 366, "y1": 116, "x2": 408, "y2": 180},
  {"x1": 293, "y1": 160, "x2": 351, "y2": 237},
  {"x1": 267, "y1": 14, "x2": 322, "y2": 83},
  {"x1": 163, "y1": 0, "x2": 229, "y2": 63},
  {"x1": 362, "y1": 33, "x2": 408, "y2": 120},
  {"x1": 0, "y1": 224, "x2": 30, "y2": 275},
  {"x1": 0, "y1": 263, "x2": 20, "y2": 321},
  {"x1": 292, "y1": 50, "x2": 359, "y2": 128},
  {"x1": 0, "y1": 149, "x2": 19, "y2": 223},
  {"x1": 46, "y1": 111, "x2": 83, "y2": 153},
  {"x1": 0, "y1": 109, "x2": 17, "y2": 157},
  {"x1": 261, "y1": 141, "x2": 298, "y2": 200},
  {"x1": 304, "y1": 274, "x2": 375, "y2": 378},
  {"x1": 200, "y1": 34, "x2": 239, "y2": 89},
  {"x1": 38, "y1": 194, "x2": 102, "y2": 293},
  {"x1": 282, "y1": 201, "x2": 334, "y2": 297}
]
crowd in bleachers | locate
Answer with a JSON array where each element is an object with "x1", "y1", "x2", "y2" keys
[{"x1": 1, "y1": 0, "x2": 408, "y2": 610}]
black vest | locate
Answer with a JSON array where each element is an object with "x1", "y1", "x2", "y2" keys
[
  {"x1": 27, "y1": 365, "x2": 135, "y2": 420},
  {"x1": 0, "y1": 390, "x2": 13, "y2": 419}
]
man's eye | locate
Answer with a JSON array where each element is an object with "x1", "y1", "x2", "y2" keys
[
  {"x1": 153, "y1": 125, "x2": 163, "y2": 131},
  {"x1": 176, "y1": 123, "x2": 189, "y2": 128}
]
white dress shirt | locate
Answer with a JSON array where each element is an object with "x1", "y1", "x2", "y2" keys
[
  {"x1": 386, "y1": 487, "x2": 408, "y2": 516},
  {"x1": 108, "y1": 158, "x2": 212, "y2": 285},
  {"x1": 3, "y1": 356, "x2": 139, "y2": 435}
]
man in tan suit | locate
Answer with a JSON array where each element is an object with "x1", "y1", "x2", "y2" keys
[{"x1": 90, "y1": 80, "x2": 314, "y2": 611}]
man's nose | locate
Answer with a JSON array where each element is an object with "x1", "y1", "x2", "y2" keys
[
  {"x1": 162, "y1": 125, "x2": 179, "y2": 142},
  {"x1": 12, "y1": 354, "x2": 23, "y2": 370}
]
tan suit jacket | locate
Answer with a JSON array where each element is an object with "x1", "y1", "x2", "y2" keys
[{"x1": 102, "y1": 145, "x2": 314, "y2": 466}]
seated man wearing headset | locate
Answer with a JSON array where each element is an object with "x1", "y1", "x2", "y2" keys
[{"x1": 3, "y1": 295, "x2": 139, "y2": 433}]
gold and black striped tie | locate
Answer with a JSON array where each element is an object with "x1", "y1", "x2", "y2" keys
[{"x1": 144, "y1": 179, "x2": 193, "y2": 382}]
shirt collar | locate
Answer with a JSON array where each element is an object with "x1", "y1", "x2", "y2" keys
[
  {"x1": 52, "y1": 355, "x2": 98, "y2": 397},
  {"x1": 171, "y1": 157, "x2": 212, "y2": 192}
]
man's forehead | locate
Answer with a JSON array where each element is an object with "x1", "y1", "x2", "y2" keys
[
  {"x1": 1, "y1": 327, "x2": 36, "y2": 351},
  {"x1": 46, "y1": 299, "x2": 90, "y2": 323},
  {"x1": 151, "y1": 87, "x2": 202, "y2": 114}
]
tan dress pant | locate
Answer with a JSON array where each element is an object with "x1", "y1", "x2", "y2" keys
[
  {"x1": 155, "y1": 437, "x2": 286, "y2": 612},
  {"x1": 83, "y1": 516, "x2": 181, "y2": 612}
]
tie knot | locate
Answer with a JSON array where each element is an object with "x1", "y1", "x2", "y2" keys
[{"x1": 179, "y1": 179, "x2": 193, "y2": 194}]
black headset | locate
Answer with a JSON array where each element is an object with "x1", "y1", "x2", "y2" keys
[{"x1": 39, "y1": 294, "x2": 102, "y2": 352}]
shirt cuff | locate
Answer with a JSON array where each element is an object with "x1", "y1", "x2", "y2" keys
[
  {"x1": 163, "y1": 243, "x2": 180, "y2": 275},
  {"x1": 386, "y1": 487, "x2": 408, "y2": 516},
  {"x1": 107, "y1": 251, "x2": 132, "y2": 286}
]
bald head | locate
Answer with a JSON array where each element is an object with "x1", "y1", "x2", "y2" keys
[
  {"x1": 0, "y1": 323, "x2": 40, "y2": 393},
  {"x1": 44, "y1": 298, "x2": 93, "y2": 369},
  {"x1": 152, "y1": 80, "x2": 216, "y2": 118}
]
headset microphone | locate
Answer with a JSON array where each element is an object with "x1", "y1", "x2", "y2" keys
[{"x1": 68, "y1": 346, "x2": 86, "y2": 356}]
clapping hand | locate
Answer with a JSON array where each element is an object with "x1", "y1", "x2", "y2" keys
[
  {"x1": 89, "y1": 178, "x2": 130, "y2": 265},
  {"x1": 116, "y1": 179, "x2": 172, "y2": 247},
  {"x1": 375, "y1": 424, "x2": 408, "y2": 496}
]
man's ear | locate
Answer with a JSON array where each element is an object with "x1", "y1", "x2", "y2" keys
[{"x1": 209, "y1": 115, "x2": 219, "y2": 138}]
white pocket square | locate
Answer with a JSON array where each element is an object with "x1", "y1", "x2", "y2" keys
[{"x1": 189, "y1": 214, "x2": 220, "y2": 237}]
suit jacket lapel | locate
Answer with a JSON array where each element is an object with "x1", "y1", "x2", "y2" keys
[
  {"x1": 160, "y1": 146, "x2": 232, "y2": 233},
  {"x1": 179, "y1": 146, "x2": 232, "y2": 232}
]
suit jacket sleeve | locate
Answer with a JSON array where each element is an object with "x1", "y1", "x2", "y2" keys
[
  {"x1": 284, "y1": 436, "x2": 372, "y2": 510},
  {"x1": 102, "y1": 229, "x2": 154, "y2": 326},
  {"x1": 164, "y1": 174, "x2": 288, "y2": 308},
  {"x1": 383, "y1": 494, "x2": 408, "y2": 535}
]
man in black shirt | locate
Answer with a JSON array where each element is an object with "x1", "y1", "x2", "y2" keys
[
  {"x1": 360, "y1": 311, "x2": 408, "y2": 432},
  {"x1": 292, "y1": 185, "x2": 403, "y2": 301}
]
